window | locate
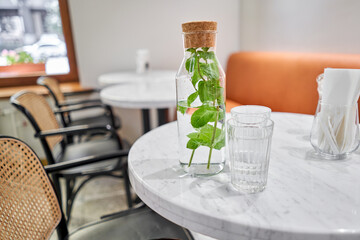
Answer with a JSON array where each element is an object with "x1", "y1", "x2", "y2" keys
[{"x1": 0, "y1": 0, "x2": 78, "y2": 87}]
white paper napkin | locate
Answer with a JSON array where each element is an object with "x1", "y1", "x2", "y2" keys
[
  {"x1": 322, "y1": 68, "x2": 360, "y2": 105},
  {"x1": 317, "y1": 68, "x2": 360, "y2": 154}
]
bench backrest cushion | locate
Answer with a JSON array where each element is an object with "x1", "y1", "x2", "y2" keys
[{"x1": 226, "y1": 52, "x2": 360, "y2": 114}]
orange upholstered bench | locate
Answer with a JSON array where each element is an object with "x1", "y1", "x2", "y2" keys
[{"x1": 225, "y1": 52, "x2": 360, "y2": 114}]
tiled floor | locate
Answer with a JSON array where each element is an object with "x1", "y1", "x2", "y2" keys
[
  {"x1": 50, "y1": 176, "x2": 128, "y2": 240},
  {"x1": 67, "y1": 176, "x2": 129, "y2": 228},
  {"x1": 50, "y1": 176, "x2": 216, "y2": 240}
]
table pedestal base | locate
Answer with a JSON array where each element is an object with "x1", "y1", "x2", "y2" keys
[{"x1": 141, "y1": 108, "x2": 168, "y2": 134}]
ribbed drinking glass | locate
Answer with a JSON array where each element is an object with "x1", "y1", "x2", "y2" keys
[{"x1": 227, "y1": 118, "x2": 274, "y2": 193}]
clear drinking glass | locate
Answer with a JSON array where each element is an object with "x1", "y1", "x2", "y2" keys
[
  {"x1": 310, "y1": 101, "x2": 360, "y2": 159},
  {"x1": 231, "y1": 105, "x2": 271, "y2": 124},
  {"x1": 227, "y1": 118, "x2": 274, "y2": 193}
]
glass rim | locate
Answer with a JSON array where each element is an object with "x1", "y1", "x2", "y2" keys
[
  {"x1": 317, "y1": 100, "x2": 358, "y2": 107},
  {"x1": 227, "y1": 118, "x2": 274, "y2": 129},
  {"x1": 231, "y1": 105, "x2": 272, "y2": 115}
]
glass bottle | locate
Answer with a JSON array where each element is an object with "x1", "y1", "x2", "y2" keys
[{"x1": 175, "y1": 21, "x2": 226, "y2": 175}]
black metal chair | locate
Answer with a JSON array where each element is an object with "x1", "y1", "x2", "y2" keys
[
  {"x1": 37, "y1": 76, "x2": 121, "y2": 130},
  {"x1": 0, "y1": 136, "x2": 194, "y2": 240},
  {"x1": 10, "y1": 91, "x2": 132, "y2": 222}
]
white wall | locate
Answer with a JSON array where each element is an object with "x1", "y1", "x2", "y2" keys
[
  {"x1": 240, "y1": 0, "x2": 360, "y2": 53},
  {"x1": 68, "y1": 0, "x2": 240, "y2": 87}
]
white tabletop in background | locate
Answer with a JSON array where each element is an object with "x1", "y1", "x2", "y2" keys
[
  {"x1": 128, "y1": 112, "x2": 360, "y2": 240},
  {"x1": 100, "y1": 80, "x2": 176, "y2": 109},
  {"x1": 98, "y1": 70, "x2": 177, "y2": 86}
]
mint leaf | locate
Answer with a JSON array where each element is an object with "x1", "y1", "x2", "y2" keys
[
  {"x1": 186, "y1": 138, "x2": 200, "y2": 149},
  {"x1": 199, "y1": 124, "x2": 225, "y2": 150},
  {"x1": 192, "y1": 138, "x2": 211, "y2": 148},
  {"x1": 213, "y1": 129, "x2": 225, "y2": 150},
  {"x1": 197, "y1": 124, "x2": 214, "y2": 142},
  {"x1": 186, "y1": 124, "x2": 225, "y2": 151},
  {"x1": 177, "y1": 103, "x2": 187, "y2": 115},
  {"x1": 187, "y1": 132, "x2": 198, "y2": 139},
  {"x1": 187, "y1": 128, "x2": 212, "y2": 147},
  {"x1": 192, "y1": 68, "x2": 201, "y2": 86},
  {"x1": 214, "y1": 135, "x2": 225, "y2": 150},
  {"x1": 187, "y1": 92, "x2": 198, "y2": 106},
  {"x1": 186, "y1": 132, "x2": 207, "y2": 149},
  {"x1": 198, "y1": 81, "x2": 212, "y2": 103},
  {"x1": 188, "y1": 55, "x2": 197, "y2": 73},
  {"x1": 200, "y1": 62, "x2": 219, "y2": 81},
  {"x1": 186, "y1": 136, "x2": 211, "y2": 149},
  {"x1": 202, "y1": 47, "x2": 209, "y2": 52},
  {"x1": 186, "y1": 54, "x2": 201, "y2": 87},
  {"x1": 198, "y1": 80, "x2": 223, "y2": 104},
  {"x1": 198, "y1": 51, "x2": 215, "y2": 61},
  {"x1": 186, "y1": 48, "x2": 196, "y2": 54},
  {"x1": 191, "y1": 106, "x2": 217, "y2": 128},
  {"x1": 198, "y1": 81, "x2": 208, "y2": 103},
  {"x1": 185, "y1": 57, "x2": 191, "y2": 72}
]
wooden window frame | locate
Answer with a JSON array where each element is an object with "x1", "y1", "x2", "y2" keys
[{"x1": 0, "y1": 0, "x2": 78, "y2": 88}]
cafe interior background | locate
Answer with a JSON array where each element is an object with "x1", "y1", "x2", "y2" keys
[
  {"x1": 57, "y1": 0, "x2": 360, "y2": 143},
  {"x1": 1, "y1": 0, "x2": 360, "y2": 239}
]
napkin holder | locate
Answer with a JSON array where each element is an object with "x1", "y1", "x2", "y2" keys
[{"x1": 310, "y1": 69, "x2": 360, "y2": 159}]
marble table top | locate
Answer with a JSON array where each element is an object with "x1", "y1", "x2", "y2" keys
[
  {"x1": 100, "y1": 79, "x2": 176, "y2": 109},
  {"x1": 98, "y1": 70, "x2": 177, "y2": 86},
  {"x1": 128, "y1": 112, "x2": 360, "y2": 240}
]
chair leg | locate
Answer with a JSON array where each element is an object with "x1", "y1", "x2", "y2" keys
[
  {"x1": 122, "y1": 164, "x2": 133, "y2": 208},
  {"x1": 66, "y1": 176, "x2": 93, "y2": 223},
  {"x1": 157, "y1": 108, "x2": 168, "y2": 126},
  {"x1": 64, "y1": 172, "x2": 133, "y2": 223},
  {"x1": 142, "y1": 109, "x2": 151, "y2": 133},
  {"x1": 65, "y1": 178, "x2": 75, "y2": 219},
  {"x1": 56, "y1": 212, "x2": 69, "y2": 240},
  {"x1": 65, "y1": 175, "x2": 116, "y2": 223},
  {"x1": 52, "y1": 175, "x2": 63, "y2": 207}
]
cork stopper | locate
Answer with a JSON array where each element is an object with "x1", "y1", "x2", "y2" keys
[{"x1": 182, "y1": 21, "x2": 217, "y2": 49}]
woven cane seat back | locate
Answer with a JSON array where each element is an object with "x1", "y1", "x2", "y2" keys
[
  {"x1": 15, "y1": 92, "x2": 63, "y2": 150},
  {"x1": 0, "y1": 137, "x2": 62, "y2": 240},
  {"x1": 41, "y1": 77, "x2": 65, "y2": 104},
  {"x1": 39, "y1": 77, "x2": 71, "y2": 120}
]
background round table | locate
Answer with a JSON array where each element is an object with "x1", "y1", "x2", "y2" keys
[
  {"x1": 128, "y1": 112, "x2": 360, "y2": 240},
  {"x1": 98, "y1": 70, "x2": 177, "y2": 86},
  {"x1": 100, "y1": 80, "x2": 176, "y2": 133}
]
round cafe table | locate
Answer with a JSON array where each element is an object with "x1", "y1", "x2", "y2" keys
[
  {"x1": 98, "y1": 70, "x2": 177, "y2": 86},
  {"x1": 128, "y1": 112, "x2": 360, "y2": 240},
  {"x1": 100, "y1": 79, "x2": 176, "y2": 133}
]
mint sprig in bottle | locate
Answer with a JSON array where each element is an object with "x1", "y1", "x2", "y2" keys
[{"x1": 176, "y1": 21, "x2": 226, "y2": 175}]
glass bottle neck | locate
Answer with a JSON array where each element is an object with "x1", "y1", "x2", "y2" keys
[{"x1": 184, "y1": 47, "x2": 216, "y2": 57}]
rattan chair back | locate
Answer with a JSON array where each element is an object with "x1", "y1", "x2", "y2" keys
[
  {"x1": 37, "y1": 76, "x2": 71, "y2": 123},
  {"x1": 0, "y1": 137, "x2": 62, "y2": 240},
  {"x1": 11, "y1": 91, "x2": 63, "y2": 150},
  {"x1": 38, "y1": 76, "x2": 65, "y2": 106}
]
